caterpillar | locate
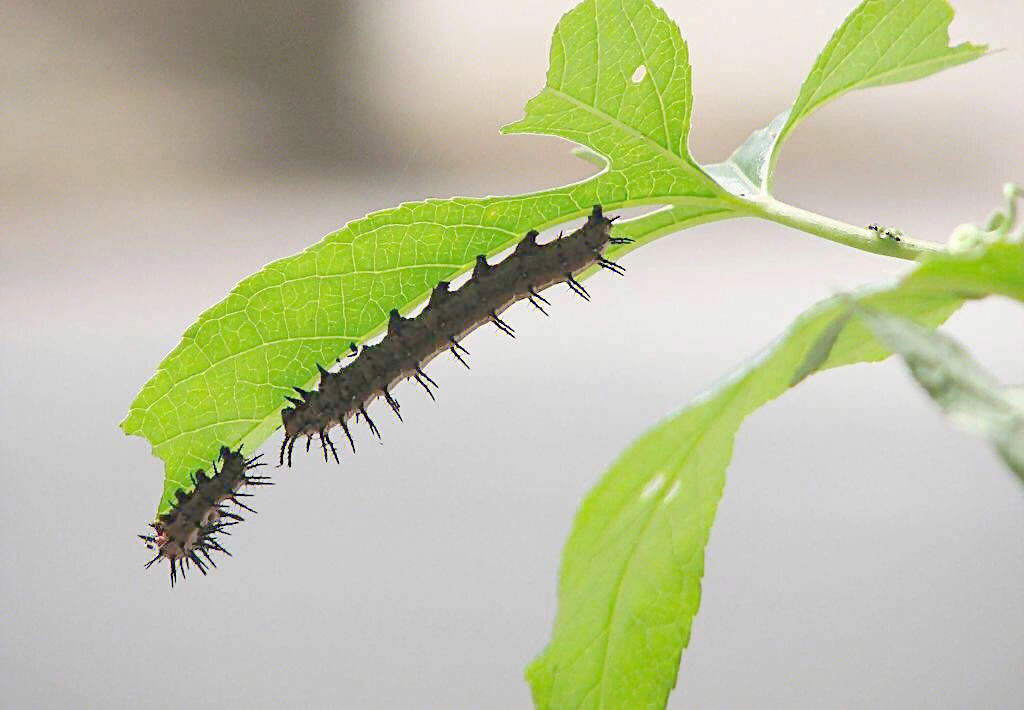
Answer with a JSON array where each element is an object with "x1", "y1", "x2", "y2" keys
[
  {"x1": 140, "y1": 205, "x2": 622, "y2": 585},
  {"x1": 139, "y1": 446, "x2": 270, "y2": 586},
  {"x1": 279, "y1": 204, "x2": 628, "y2": 465}
]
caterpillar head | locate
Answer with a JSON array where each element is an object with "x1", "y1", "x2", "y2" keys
[{"x1": 140, "y1": 446, "x2": 269, "y2": 586}]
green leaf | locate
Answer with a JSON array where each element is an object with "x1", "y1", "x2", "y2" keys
[
  {"x1": 527, "y1": 242, "x2": 1022, "y2": 709},
  {"x1": 786, "y1": 0, "x2": 986, "y2": 132},
  {"x1": 856, "y1": 307, "x2": 1024, "y2": 484},
  {"x1": 502, "y1": 0, "x2": 718, "y2": 199},
  {"x1": 708, "y1": 0, "x2": 986, "y2": 197},
  {"x1": 122, "y1": 0, "x2": 735, "y2": 514}
]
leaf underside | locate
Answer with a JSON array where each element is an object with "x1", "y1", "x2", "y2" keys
[{"x1": 856, "y1": 305, "x2": 1024, "y2": 482}]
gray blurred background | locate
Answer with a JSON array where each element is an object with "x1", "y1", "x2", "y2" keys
[{"x1": 2, "y1": 1, "x2": 1022, "y2": 708}]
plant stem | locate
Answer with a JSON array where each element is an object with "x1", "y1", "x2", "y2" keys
[{"x1": 739, "y1": 195, "x2": 944, "y2": 261}]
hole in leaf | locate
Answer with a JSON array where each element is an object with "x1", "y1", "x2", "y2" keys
[{"x1": 631, "y1": 65, "x2": 646, "y2": 83}]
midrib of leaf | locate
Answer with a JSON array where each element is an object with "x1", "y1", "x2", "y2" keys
[
  {"x1": 592, "y1": 381, "x2": 740, "y2": 707},
  {"x1": 544, "y1": 87, "x2": 704, "y2": 177},
  {"x1": 139, "y1": 257, "x2": 486, "y2": 422},
  {"x1": 144, "y1": 334, "x2": 360, "y2": 416},
  {"x1": 150, "y1": 418, "x2": 266, "y2": 448}
]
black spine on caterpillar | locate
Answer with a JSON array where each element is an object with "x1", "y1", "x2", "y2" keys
[
  {"x1": 139, "y1": 446, "x2": 271, "y2": 586},
  {"x1": 279, "y1": 204, "x2": 627, "y2": 466}
]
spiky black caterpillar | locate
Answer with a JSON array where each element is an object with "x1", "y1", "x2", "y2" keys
[
  {"x1": 140, "y1": 446, "x2": 270, "y2": 586},
  {"x1": 280, "y1": 204, "x2": 628, "y2": 465}
]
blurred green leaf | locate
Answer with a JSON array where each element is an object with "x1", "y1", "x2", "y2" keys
[
  {"x1": 857, "y1": 307, "x2": 1024, "y2": 484},
  {"x1": 122, "y1": 0, "x2": 734, "y2": 514},
  {"x1": 528, "y1": 242, "x2": 1022, "y2": 708}
]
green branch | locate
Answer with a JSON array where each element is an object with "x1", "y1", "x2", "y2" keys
[{"x1": 743, "y1": 194, "x2": 944, "y2": 260}]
